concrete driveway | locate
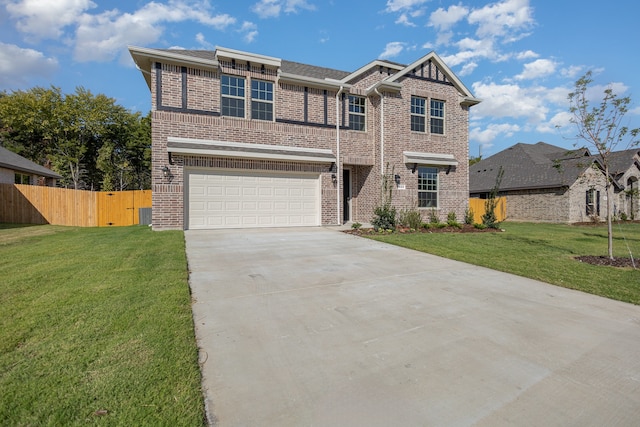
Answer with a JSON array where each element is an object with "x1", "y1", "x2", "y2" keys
[{"x1": 185, "y1": 227, "x2": 640, "y2": 426}]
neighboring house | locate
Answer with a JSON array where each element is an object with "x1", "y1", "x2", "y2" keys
[
  {"x1": 129, "y1": 46, "x2": 480, "y2": 230},
  {"x1": 469, "y1": 141, "x2": 637, "y2": 223},
  {"x1": 607, "y1": 148, "x2": 640, "y2": 219},
  {"x1": 0, "y1": 146, "x2": 61, "y2": 187}
]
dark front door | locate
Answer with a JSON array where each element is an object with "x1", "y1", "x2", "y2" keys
[{"x1": 343, "y1": 169, "x2": 351, "y2": 222}]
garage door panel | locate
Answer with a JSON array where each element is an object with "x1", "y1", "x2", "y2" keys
[{"x1": 187, "y1": 169, "x2": 319, "y2": 229}]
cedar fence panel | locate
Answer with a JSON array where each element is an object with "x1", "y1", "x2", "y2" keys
[
  {"x1": 469, "y1": 197, "x2": 506, "y2": 224},
  {"x1": 97, "y1": 190, "x2": 152, "y2": 226},
  {"x1": 0, "y1": 184, "x2": 151, "y2": 227}
]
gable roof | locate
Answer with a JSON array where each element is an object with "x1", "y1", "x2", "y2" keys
[
  {"x1": 470, "y1": 142, "x2": 600, "y2": 193},
  {"x1": 0, "y1": 146, "x2": 62, "y2": 179},
  {"x1": 607, "y1": 148, "x2": 640, "y2": 175},
  {"x1": 128, "y1": 46, "x2": 479, "y2": 105}
]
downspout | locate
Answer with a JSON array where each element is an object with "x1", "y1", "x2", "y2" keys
[
  {"x1": 374, "y1": 86, "x2": 384, "y2": 175},
  {"x1": 336, "y1": 85, "x2": 344, "y2": 225}
]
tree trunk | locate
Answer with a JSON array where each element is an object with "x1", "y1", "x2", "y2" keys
[{"x1": 606, "y1": 166, "x2": 614, "y2": 259}]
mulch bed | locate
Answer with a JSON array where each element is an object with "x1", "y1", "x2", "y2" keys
[
  {"x1": 575, "y1": 255, "x2": 638, "y2": 268},
  {"x1": 345, "y1": 224, "x2": 638, "y2": 269},
  {"x1": 343, "y1": 224, "x2": 503, "y2": 235}
]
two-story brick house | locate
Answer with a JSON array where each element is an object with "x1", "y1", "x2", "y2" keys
[{"x1": 129, "y1": 45, "x2": 480, "y2": 230}]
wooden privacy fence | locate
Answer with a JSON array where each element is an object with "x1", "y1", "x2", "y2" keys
[
  {"x1": 469, "y1": 197, "x2": 506, "y2": 224},
  {"x1": 0, "y1": 184, "x2": 151, "y2": 227}
]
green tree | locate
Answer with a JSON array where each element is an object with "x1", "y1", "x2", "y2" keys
[
  {"x1": 0, "y1": 86, "x2": 151, "y2": 190},
  {"x1": 568, "y1": 71, "x2": 640, "y2": 259}
]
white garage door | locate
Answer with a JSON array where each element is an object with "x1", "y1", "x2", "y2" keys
[{"x1": 187, "y1": 169, "x2": 320, "y2": 229}]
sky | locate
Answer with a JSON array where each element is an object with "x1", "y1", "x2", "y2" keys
[{"x1": 1, "y1": 0, "x2": 639, "y2": 157}]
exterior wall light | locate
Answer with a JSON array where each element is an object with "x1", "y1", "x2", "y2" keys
[
  {"x1": 161, "y1": 165, "x2": 173, "y2": 182},
  {"x1": 331, "y1": 173, "x2": 337, "y2": 185}
]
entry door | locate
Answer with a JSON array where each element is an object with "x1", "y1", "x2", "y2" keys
[{"x1": 343, "y1": 169, "x2": 352, "y2": 222}]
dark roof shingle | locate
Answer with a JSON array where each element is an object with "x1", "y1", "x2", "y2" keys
[{"x1": 0, "y1": 146, "x2": 62, "y2": 178}]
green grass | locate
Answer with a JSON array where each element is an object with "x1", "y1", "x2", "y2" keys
[
  {"x1": 0, "y1": 225, "x2": 205, "y2": 426},
  {"x1": 367, "y1": 222, "x2": 640, "y2": 305}
]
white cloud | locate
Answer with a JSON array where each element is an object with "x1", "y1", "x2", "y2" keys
[
  {"x1": 560, "y1": 65, "x2": 583, "y2": 79},
  {"x1": 252, "y1": 0, "x2": 315, "y2": 18},
  {"x1": 0, "y1": 42, "x2": 58, "y2": 87},
  {"x1": 395, "y1": 13, "x2": 416, "y2": 27},
  {"x1": 6, "y1": 0, "x2": 96, "y2": 39},
  {"x1": 537, "y1": 111, "x2": 572, "y2": 134},
  {"x1": 385, "y1": 0, "x2": 428, "y2": 13},
  {"x1": 468, "y1": 0, "x2": 534, "y2": 41},
  {"x1": 442, "y1": 37, "x2": 508, "y2": 67},
  {"x1": 515, "y1": 58, "x2": 557, "y2": 80},
  {"x1": 516, "y1": 50, "x2": 538, "y2": 60},
  {"x1": 472, "y1": 81, "x2": 548, "y2": 123},
  {"x1": 428, "y1": 4, "x2": 469, "y2": 32},
  {"x1": 470, "y1": 122, "x2": 521, "y2": 144},
  {"x1": 240, "y1": 21, "x2": 258, "y2": 43},
  {"x1": 458, "y1": 61, "x2": 478, "y2": 77},
  {"x1": 379, "y1": 41, "x2": 405, "y2": 59},
  {"x1": 73, "y1": 1, "x2": 236, "y2": 62}
]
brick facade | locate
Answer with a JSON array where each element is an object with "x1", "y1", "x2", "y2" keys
[{"x1": 131, "y1": 46, "x2": 479, "y2": 230}]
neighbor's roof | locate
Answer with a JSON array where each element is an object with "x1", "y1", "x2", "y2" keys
[
  {"x1": 469, "y1": 142, "x2": 598, "y2": 193},
  {"x1": 0, "y1": 145, "x2": 62, "y2": 179},
  {"x1": 607, "y1": 148, "x2": 640, "y2": 175}
]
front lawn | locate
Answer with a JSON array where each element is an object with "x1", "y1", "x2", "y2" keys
[
  {"x1": 366, "y1": 222, "x2": 640, "y2": 305},
  {"x1": 0, "y1": 225, "x2": 205, "y2": 426}
]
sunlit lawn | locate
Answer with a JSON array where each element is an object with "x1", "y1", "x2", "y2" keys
[
  {"x1": 0, "y1": 225, "x2": 205, "y2": 426},
  {"x1": 366, "y1": 222, "x2": 640, "y2": 305}
]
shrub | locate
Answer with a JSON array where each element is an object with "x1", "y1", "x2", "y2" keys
[
  {"x1": 474, "y1": 223, "x2": 487, "y2": 230},
  {"x1": 371, "y1": 203, "x2": 397, "y2": 231},
  {"x1": 428, "y1": 209, "x2": 439, "y2": 224},
  {"x1": 464, "y1": 207, "x2": 475, "y2": 225},
  {"x1": 398, "y1": 207, "x2": 422, "y2": 230},
  {"x1": 351, "y1": 222, "x2": 362, "y2": 230}
]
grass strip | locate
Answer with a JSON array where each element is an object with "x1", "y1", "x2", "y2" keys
[
  {"x1": 0, "y1": 225, "x2": 205, "y2": 426},
  {"x1": 366, "y1": 222, "x2": 640, "y2": 305}
]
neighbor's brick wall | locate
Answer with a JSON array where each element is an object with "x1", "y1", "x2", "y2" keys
[
  {"x1": 505, "y1": 188, "x2": 570, "y2": 223},
  {"x1": 568, "y1": 167, "x2": 609, "y2": 223},
  {"x1": 614, "y1": 157, "x2": 640, "y2": 219}
]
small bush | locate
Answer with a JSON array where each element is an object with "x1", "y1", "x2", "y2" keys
[
  {"x1": 446, "y1": 211, "x2": 461, "y2": 228},
  {"x1": 464, "y1": 207, "x2": 475, "y2": 225},
  {"x1": 474, "y1": 223, "x2": 487, "y2": 230},
  {"x1": 351, "y1": 222, "x2": 362, "y2": 230},
  {"x1": 620, "y1": 212, "x2": 628, "y2": 221},
  {"x1": 371, "y1": 203, "x2": 397, "y2": 231},
  {"x1": 428, "y1": 209, "x2": 439, "y2": 224},
  {"x1": 398, "y1": 207, "x2": 422, "y2": 230}
]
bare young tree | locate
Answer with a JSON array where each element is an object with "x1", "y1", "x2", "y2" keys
[{"x1": 568, "y1": 71, "x2": 639, "y2": 259}]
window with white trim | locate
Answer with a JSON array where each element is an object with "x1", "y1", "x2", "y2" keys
[
  {"x1": 348, "y1": 95, "x2": 366, "y2": 131},
  {"x1": 418, "y1": 166, "x2": 438, "y2": 208},
  {"x1": 411, "y1": 96, "x2": 426, "y2": 132},
  {"x1": 251, "y1": 80, "x2": 273, "y2": 121},
  {"x1": 586, "y1": 188, "x2": 600, "y2": 216},
  {"x1": 430, "y1": 99, "x2": 445, "y2": 134},
  {"x1": 221, "y1": 75, "x2": 245, "y2": 118}
]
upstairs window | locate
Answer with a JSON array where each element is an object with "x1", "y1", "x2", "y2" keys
[
  {"x1": 418, "y1": 166, "x2": 438, "y2": 208},
  {"x1": 411, "y1": 96, "x2": 426, "y2": 132},
  {"x1": 221, "y1": 75, "x2": 245, "y2": 118},
  {"x1": 348, "y1": 95, "x2": 366, "y2": 131},
  {"x1": 251, "y1": 80, "x2": 273, "y2": 121},
  {"x1": 430, "y1": 99, "x2": 445, "y2": 134}
]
